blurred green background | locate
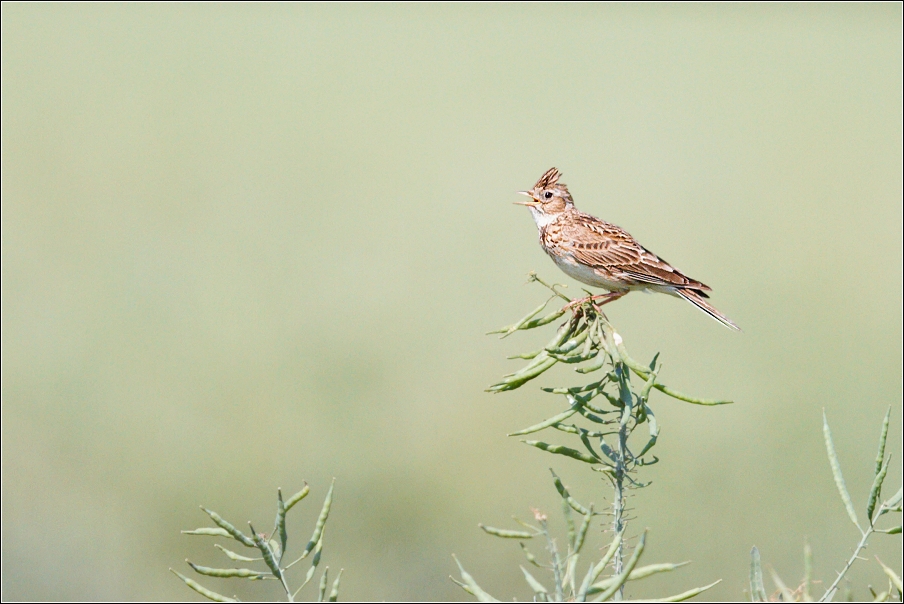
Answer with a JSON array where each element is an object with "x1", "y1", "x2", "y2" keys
[{"x1": 2, "y1": 4, "x2": 901, "y2": 601}]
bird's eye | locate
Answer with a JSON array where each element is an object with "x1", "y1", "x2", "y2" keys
[{"x1": 543, "y1": 191, "x2": 553, "y2": 200}]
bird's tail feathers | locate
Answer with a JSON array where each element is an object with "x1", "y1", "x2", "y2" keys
[{"x1": 676, "y1": 289, "x2": 741, "y2": 331}]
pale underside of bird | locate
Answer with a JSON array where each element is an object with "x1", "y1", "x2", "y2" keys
[{"x1": 515, "y1": 167, "x2": 740, "y2": 331}]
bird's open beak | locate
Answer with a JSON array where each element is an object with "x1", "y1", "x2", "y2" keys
[{"x1": 514, "y1": 191, "x2": 538, "y2": 206}]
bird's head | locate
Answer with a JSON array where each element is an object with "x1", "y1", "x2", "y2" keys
[{"x1": 515, "y1": 167, "x2": 574, "y2": 222}]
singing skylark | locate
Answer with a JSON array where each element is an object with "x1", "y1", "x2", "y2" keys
[{"x1": 515, "y1": 167, "x2": 739, "y2": 330}]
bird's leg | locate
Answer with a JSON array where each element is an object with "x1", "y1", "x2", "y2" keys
[
  {"x1": 588, "y1": 291, "x2": 628, "y2": 315},
  {"x1": 589, "y1": 291, "x2": 627, "y2": 306},
  {"x1": 565, "y1": 291, "x2": 627, "y2": 313}
]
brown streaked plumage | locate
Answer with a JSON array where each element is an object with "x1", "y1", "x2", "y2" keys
[{"x1": 515, "y1": 167, "x2": 739, "y2": 330}]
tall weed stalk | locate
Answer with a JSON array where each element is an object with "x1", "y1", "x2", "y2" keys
[{"x1": 451, "y1": 274, "x2": 729, "y2": 601}]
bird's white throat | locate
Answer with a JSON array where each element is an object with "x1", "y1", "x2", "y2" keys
[{"x1": 528, "y1": 206, "x2": 558, "y2": 229}]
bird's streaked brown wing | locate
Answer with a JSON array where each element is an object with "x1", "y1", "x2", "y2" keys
[{"x1": 561, "y1": 212, "x2": 711, "y2": 293}]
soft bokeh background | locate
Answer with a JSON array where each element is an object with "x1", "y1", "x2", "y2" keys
[{"x1": 2, "y1": 4, "x2": 901, "y2": 601}]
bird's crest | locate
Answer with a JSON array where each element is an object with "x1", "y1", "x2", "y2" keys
[{"x1": 534, "y1": 167, "x2": 562, "y2": 190}]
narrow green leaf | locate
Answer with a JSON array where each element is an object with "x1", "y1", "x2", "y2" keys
[
  {"x1": 547, "y1": 316, "x2": 578, "y2": 347},
  {"x1": 285, "y1": 529, "x2": 324, "y2": 571},
  {"x1": 823, "y1": 412, "x2": 860, "y2": 529},
  {"x1": 881, "y1": 487, "x2": 902, "y2": 514},
  {"x1": 877, "y1": 526, "x2": 902, "y2": 534},
  {"x1": 565, "y1": 553, "x2": 579, "y2": 592},
  {"x1": 276, "y1": 488, "x2": 288, "y2": 564},
  {"x1": 267, "y1": 537, "x2": 281, "y2": 563},
  {"x1": 562, "y1": 498, "x2": 576, "y2": 551},
  {"x1": 328, "y1": 568, "x2": 343, "y2": 602},
  {"x1": 874, "y1": 407, "x2": 891, "y2": 477},
  {"x1": 478, "y1": 524, "x2": 533, "y2": 539},
  {"x1": 588, "y1": 562, "x2": 690, "y2": 593},
  {"x1": 523, "y1": 440, "x2": 601, "y2": 464},
  {"x1": 575, "y1": 403, "x2": 609, "y2": 424},
  {"x1": 547, "y1": 327, "x2": 590, "y2": 355},
  {"x1": 573, "y1": 505, "x2": 594, "y2": 554},
  {"x1": 803, "y1": 540, "x2": 813, "y2": 602},
  {"x1": 638, "y1": 367, "x2": 658, "y2": 402},
  {"x1": 875, "y1": 557, "x2": 903, "y2": 593},
  {"x1": 302, "y1": 478, "x2": 335, "y2": 560},
  {"x1": 487, "y1": 298, "x2": 549, "y2": 335},
  {"x1": 490, "y1": 297, "x2": 555, "y2": 337},
  {"x1": 450, "y1": 576, "x2": 475, "y2": 595},
  {"x1": 576, "y1": 532, "x2": 622, "y2": 601},
  {"x1": 637, "y1": 404, "x2": 659, "y2": 458},
  {"x1": 501, "y1": 351, "x2": 553, "y2": 378},
  {"x1": 550, "y1": 350, "x2": 599, "y2": 364},
  {"x1": 615, "y1": 561, "x2": 690, "y2": 584},
  {"x1": 291, "y1": 538, "x2": 323, "y2": 598},
  {"x1": 867, "y1": 455, "x2": 891, "y2": 524},
  {"x1": 520, "y1": 542, "x2": 541, "y2": 567},
  {"x1": 608, "y1": 328, "x2": 731, "y2": 404},
  {"x1": 615, "y1": 365, "x2": 633, "y2": 410},
  {"x1": 648, "y1": 382, "x2": 733, "y2": 406},
  {"x1": 644, "y1": 580, "x2": 722, "y2": 602},
  {"x1": 511, "y1": 516, "x2": 540, "y2": 532},
  {"x1": 487, "y1": 356, "x2": 558, "y2": 392},
  {"x1": 183, "y1": 528, "x2": 232, "y2": 538},
  {"x1": 749, "y1": 546, "x2": 767, "y2": 602},
  {"x1": 200, "y1": 507, "x2": 256, "y2": 548},
  {"x1": 284, "y1": 483, "x2": 310, "y2": 512},
  {"x1": 170, "y1": 569, "x2": 237, "y2": 602},
  {"x1": 576, "y1": 356, "x2": 607, "y2": 374},
  {"x1": 769, "y1": 567, "x2": 795, "y2": 602},
  {"x1": 579, "y1": 431, "x2": 604, "y2": 462},
  {"x1": 318, "y1": 567, "x2": 329, "y2": 602},
  {"x1": 187, "y1": 560, "x2": 267, "y2": 579},
  {"x1": 214, "y1": 544, "x2": 260, "y2": 562},
  {"x1": 452, "y1": 555, "x2": 501, "y2": 602},
  {"x1": 591, "y1": 465, "x2": 617, "y2": 479},
  {"x1": 581, "y1": 319, "x2": 596, "y2": 355},
  {"x1": 309, "y1": 536, "x2": 324, "y2": 570},
  {"x1": 508, "y1": 409, "x2": 578, "y2": 436},
  {"x1": 519, "y1": 307, "x2": 569, "y2": 330},
  {"x1": 552, "y1": 423, "x2": 612, "y2": 438},
  {"x1": 550, "y1": 469, "x2": 594, "y2": 516},
  {"x1": 520, "y1": 565, "x2": 549, "y2": 596},
  {"x1": 543, "y1": 379, "x2": 607, "y2": 395},
  {"x1": 598, "y1": 438, "x2": 618, "y2": 464},
  {"x1": 249, "y1": 522, "x2": 282, "y2": 581},
  {"x1": 595, "y1": 530, "x2": 647, "y2": 601},
  {"x1": 513, "y1": 329, "x2": 582, "y2": 377}
]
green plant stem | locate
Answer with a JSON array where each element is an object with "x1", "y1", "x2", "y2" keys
[
  {"x1": 540, "y1": 518, "x2": 565, "y2": 602},
  {"x1": 818, "y1": 493, "x2": 897, "y2": 604},
  {"x1": 611, "y1": 396, "x2": 630, "y2": 601},
  {"x1": 818, "y1": 527, "x2": 873, "y2": 603},
  {"x1": 281, "y1": 575, "x2": 294, "y2": 602}
]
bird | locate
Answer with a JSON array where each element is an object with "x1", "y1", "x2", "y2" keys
[{"x1": 515, "y1": 167, "x2": 739, "y2": 331}]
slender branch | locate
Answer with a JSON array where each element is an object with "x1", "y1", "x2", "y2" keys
[
  {"x1": 537, "y1": 514, "x2": 565, "y2": 602},
  {"x1": 611, "y1": 392, "x2": 630, "y2": 601},
  {"x1": 818, "y1": 527, "x2": 871, "y2": 603}
]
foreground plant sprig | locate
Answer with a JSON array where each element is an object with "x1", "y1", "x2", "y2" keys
[
  {"x1": 172, "y1": 480, "x2": 342, "y2": 602},
  {"x1": 751, "y1": 408, "x2": 902, "y2": 602},
  {"x1": 486, "y1": 273, "x2": 732, "y2": 406},
  {"x1": 457, "y1": 275, "x2": 730, "y2": 601},
  {"x1": 452, "y1": 474, "x2": 722, "y2": 602}
]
